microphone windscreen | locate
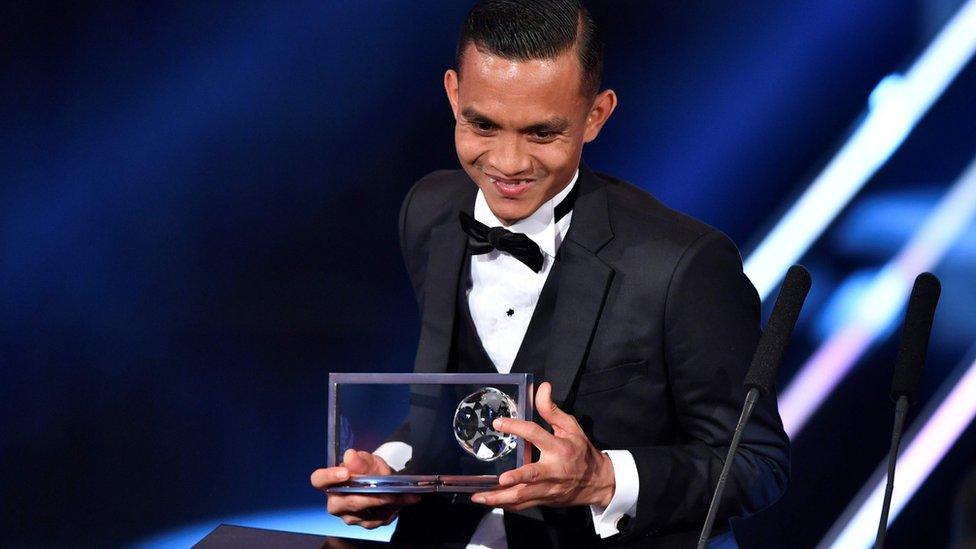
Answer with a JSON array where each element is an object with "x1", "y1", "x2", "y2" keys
[
  {"x1": 744, "y1": 265, "x2": 812, "y2": 396},
  {"x1": 890, "y1": 272, "x2": 941, "y2": 404}
]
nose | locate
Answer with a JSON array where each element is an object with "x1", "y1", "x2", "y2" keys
[{"x1": 488, "y1": 134, "x2": 532, "y2": 178}]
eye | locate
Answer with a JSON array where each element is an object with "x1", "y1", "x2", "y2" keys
[
  {"x1": 531, "y1": 130, "x2": 559, "y2": 142},
  {"x1": 468, "y1": 120, "x2": 496, "y2": 134}
]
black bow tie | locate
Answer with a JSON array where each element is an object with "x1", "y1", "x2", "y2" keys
[
  {"x1": 458, "y1": 182, "x2": 579, "y2": 273},
  {"x1": 459, "y1": 211, "x2": 545, "y2": 272}
]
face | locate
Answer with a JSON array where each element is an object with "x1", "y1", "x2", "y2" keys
[{"x1": 445, "y1": 44, "x2": 617, "y2": 225}]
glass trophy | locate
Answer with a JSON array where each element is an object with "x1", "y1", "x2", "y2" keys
[{"x1": 326, "y1": 373, "x2": 533, "y2": 493}]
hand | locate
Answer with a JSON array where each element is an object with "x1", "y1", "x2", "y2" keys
[
  {"x1": 310, "y1": 448, "x2": 420, "y2": 529},
  {"x1": 471, "y1": 382, "x2": 616, "y2": 510}
]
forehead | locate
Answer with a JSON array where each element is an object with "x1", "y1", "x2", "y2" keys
[{"x1": 457, "y1": 45, "x2": 587, "y2": 120}]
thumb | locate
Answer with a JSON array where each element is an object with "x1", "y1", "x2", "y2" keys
[
  {"x1": 365, "y1": 452, "x2": 394, "y2": 475},
  {"x1": 342, "y1": 448, "x2": 371, "y2": 474},
  {"x1": 357, "y1": 450, "x2": 393, "y2": 475},
  {"x1": 535, "y1": 382, "x2": 577, "y2": 434}
]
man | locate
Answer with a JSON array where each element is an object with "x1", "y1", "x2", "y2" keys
[{"x1": 311, "y1": 1, "x2": 790, "y2": 547}]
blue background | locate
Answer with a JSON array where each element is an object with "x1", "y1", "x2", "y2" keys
[{"x1": 2, "y1": 1, "x2": 974, "y2": 546}]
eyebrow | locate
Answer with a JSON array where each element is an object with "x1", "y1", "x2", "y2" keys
[{"x1": 461, "y1": 107, "x2": 570, "y2": 133}]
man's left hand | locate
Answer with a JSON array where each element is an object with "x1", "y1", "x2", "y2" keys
[{"x1": 471, "y1": 381, "x2": 616, "y2": 510}]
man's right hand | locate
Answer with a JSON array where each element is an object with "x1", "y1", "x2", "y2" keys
[{"x1": 310, "y1": 448, "x2": 420, "y2": 529}]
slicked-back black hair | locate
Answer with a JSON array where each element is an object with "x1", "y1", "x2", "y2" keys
[{"x1": 456, "y1": 0, "x2": 603, "y2": 97}]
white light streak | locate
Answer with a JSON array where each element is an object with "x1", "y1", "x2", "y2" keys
[{"x1": 744, "y1": 0, "x2": 976, "y2": 300}]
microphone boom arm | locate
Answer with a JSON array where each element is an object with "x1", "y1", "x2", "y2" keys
[
  {"x1": 875, "y1": 394, "x2": 909, "y2": 548},
  {"x1": 697, "y1": 386, "x2": 762, "y2": 548}
]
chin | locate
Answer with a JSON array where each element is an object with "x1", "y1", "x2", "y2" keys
[{"x1": 485, "y1": 199, "x2": 530, "y2": 224}]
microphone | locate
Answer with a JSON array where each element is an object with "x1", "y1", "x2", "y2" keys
[
  {"x1": 698, "y1": 265, "x2": 812, "y2": 548},
  {"x1": 874, "y1": 272, "x2": 941, "y2": 548}
]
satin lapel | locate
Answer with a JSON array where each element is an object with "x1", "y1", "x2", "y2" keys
[
  {"x1": 413, "y1": 220, "x2": 469, "y2": 374},
  {"x1": 544, "y1": 167, "x2": 615, "y2": 404}
]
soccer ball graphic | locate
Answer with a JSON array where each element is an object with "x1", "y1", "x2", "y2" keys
[{"x1": 453, "y1": 387, "x2": 519, "y2": 462}]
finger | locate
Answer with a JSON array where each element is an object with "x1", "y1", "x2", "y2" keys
[
  {"x1": 340, "y1": 502, "x2": 405, "y2": 529},
  {"x1": 327, "y1": 493, "x2": 396, "y2": 514},
  {"x1": 500, "y1": 497, "x2": 552, "y2": 512},
  {"x1": 395, "y1": 493, "x2": 421, "y2": 506},
  {"x1": 357, "y1": 450, "x2": 394, "y2": 475},
  {"x1": 342, "y1": 448, "x2": 373, "y2": 474},
  {"x1": 535, "y1": 382, "x2": 579, "y2": 435},
  {"x1": 339, "y1": 512, "x2": 387, "y2": 529},
  {"x1": 492, "y1": 417, "x2": 559, "y2": 453},
  {"x1": 355, "y1": 505, "x2": 400, "y2": 529},
  {"x1": 328, "y1": 491, "x2": 420, "y2": 516},
  {"x1": 498, "y1": 463, "x2": 548, "y2": 486},
  {"x1": 310, "y1": 466, "x2": 350, "y2": 489},
  {"x1": 473, "y1": 483, "x2": 549, "y2": 507},
  {"x1": 341, "y1": 514, "x2": 362, "y2": 527}
]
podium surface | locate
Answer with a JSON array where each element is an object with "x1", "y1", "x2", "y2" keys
[{"x1": 195, "y1": 524, "x2": 396, "y2": 548}]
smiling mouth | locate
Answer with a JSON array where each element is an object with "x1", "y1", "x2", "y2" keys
[{"x1": 486, "y1": 174, "x2": 534, "y2": 198}]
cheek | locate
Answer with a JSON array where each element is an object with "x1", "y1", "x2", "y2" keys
[
  {"x1": 455, "y1": 131, "x2": 486, "y2": 164},
  {"x1": 530, "y1": 142, "x2": 577, "y2": 174}
]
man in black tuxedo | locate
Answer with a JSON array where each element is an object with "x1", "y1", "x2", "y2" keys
[{"x1": 311, "y1": 1, "x2": 790, "y2": 547}]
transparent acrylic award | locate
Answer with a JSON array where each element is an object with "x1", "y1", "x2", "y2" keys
[{"x1": 326, "y1": 373, "x2": 533, "y2": 493}]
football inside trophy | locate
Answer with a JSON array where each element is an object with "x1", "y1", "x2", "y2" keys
[{"x1": 453, "y1": 387, "x2": 519, "y2": 462}]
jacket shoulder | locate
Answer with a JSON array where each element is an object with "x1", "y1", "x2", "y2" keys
[
  {"x1": 398, "y1": 170, "x2": 473, "y2": 301},
  {"x1": 401, "y1": 169, "x2": 473, "y2": 231},
  {"x1": 595, "y1": 171, "x2": 724, "y2": 250}
]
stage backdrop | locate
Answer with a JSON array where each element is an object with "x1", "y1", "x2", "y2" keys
[{"x1": 3, "y1": 1, "x2": 973, "y2": 547}]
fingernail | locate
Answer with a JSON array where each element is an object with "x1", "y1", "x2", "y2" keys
[
  {"x1": 337, "y1": 469, "x2": 348, "y2": 480},
  {"x1": 493, "y1": 419, "x2": 503, "y2": 429},
  {"x1": 472, "y1": 495, "x2": 486, "y2": 504}
]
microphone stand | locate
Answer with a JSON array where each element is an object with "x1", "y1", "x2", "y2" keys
[
  {"x1": 697, "y1": 387, "x2": 761, "y2": 549},
  {"x1": 875, "y1": 394, "x2": 910, "y2": 548}
]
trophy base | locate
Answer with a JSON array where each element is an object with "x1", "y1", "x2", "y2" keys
[{"x1": 326, "y1": 474, "x2": 500, "y2": 494}]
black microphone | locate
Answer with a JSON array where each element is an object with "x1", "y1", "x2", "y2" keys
[
  {"x1": 698, "y1": 265, "x2": 812, "y2": 548},
  {"x1": 874, "y1": 272, "x2": 941, "y2": 548}
]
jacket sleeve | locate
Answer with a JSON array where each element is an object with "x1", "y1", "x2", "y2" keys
[
  {"x1": 398, "y1": 176, "x2": 426, "y2": 306},
  {"x1": 621, "y1": 230, "x2": 791, "y2": 540}
]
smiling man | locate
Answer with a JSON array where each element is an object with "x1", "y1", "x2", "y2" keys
[{"x1": 311, "y1": 1, "x2": 790, "y2": 547}]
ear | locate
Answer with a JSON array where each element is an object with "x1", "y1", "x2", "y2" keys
[
  {"x1": 582, "y1": 89, "x2": 618, "y2": 143},
  {"x1": 444, "y1": 69, "x2": 460, "y2": 119}
]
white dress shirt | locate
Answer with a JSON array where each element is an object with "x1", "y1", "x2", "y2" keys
[{"x1": 376, "y1": 169, "x2": 639, "y2": 547}]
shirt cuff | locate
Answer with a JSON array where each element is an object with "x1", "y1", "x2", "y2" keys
[
  {"x1": 372, "y1": 441, "x2": 412, "y2": 472},
  {"x1": 589, "y1": 450, "x2": 639, "y2": 538}
]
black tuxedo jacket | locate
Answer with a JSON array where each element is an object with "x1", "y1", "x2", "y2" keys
[{"x1": 392, "y1": 166, "x2": 790, "y2": 547}]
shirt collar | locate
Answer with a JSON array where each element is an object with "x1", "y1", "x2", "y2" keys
[{"x1": 473, "y1": 169, "x2": 579, "y2": 258}]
